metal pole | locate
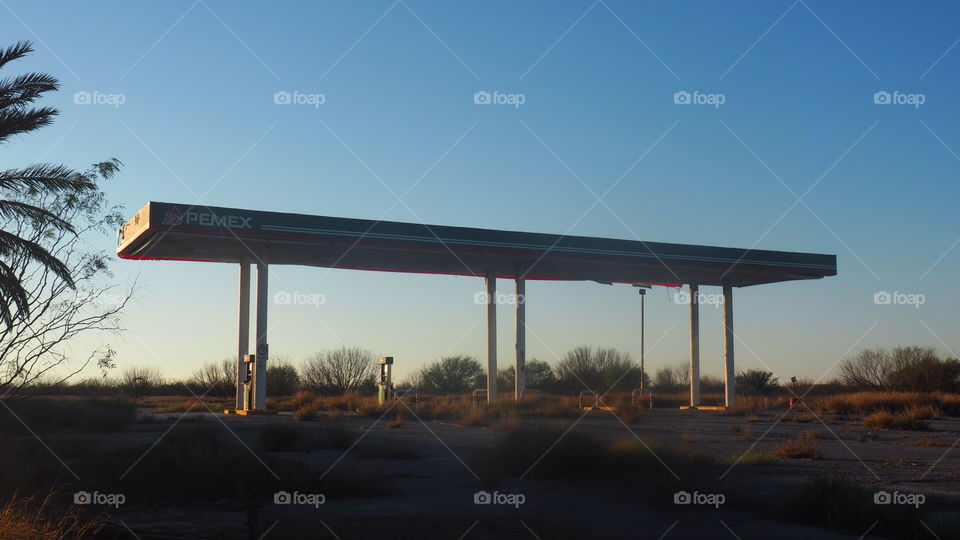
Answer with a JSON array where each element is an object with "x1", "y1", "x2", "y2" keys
[
  {"x1": 236, "y1": 264, "x2": 250, "y2": 410},
  {"x1": 485, "y1": 273, "x2": 498, "y2": 403},
  {"x1": 639, "y1": 289, "x2": 645, "y2": 391},
  {"x1": 689, "y1": 284, "x2": 700, "y2": 407},
  {"x1": 515, "y1": 277, "x2": 525, "y2": 400},
  {"x1": 723, "y1": 284, "x2": 735, "y2": 407},
  {"x1": 254, "y1": 263, "x2": 269, "y2": 410}
]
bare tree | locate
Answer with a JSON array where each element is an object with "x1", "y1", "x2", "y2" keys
[
  {"x1": 189, "y1": 358, "x2": 234, "y2": 397},
  {"x1": 118, "y1": 366, "x2": 164, "y2": 397},
  {"x1": 838, "y1": 348, "x2": 890, "y2": 390},
  {"x1": 554, "y1": 346, "x2": 638, "y2": 392},
  {"x1": 300, "y1": 346, "x2": 376, "y2": 395},
  {"x1": 0, "y1": 160, "x2": 130, "y2": 398},
  {"x1": 653, "y1": 360, "x2": 690, "y2": 391}
]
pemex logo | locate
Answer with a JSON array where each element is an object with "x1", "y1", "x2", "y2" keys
[{"x1": 162, "y1": 207, "x2": 183, "y2": 226}]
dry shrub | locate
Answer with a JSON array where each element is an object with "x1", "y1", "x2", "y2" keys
[
  {"x1": 722, "y1": 395, "x2": 781, "y2": 416},
  {"x1": 805, "y1": 429, "x2": 825, "y2": 440},
  {"x1": 772, "y1": 437, "x2": 821, "y2": 459},
  {"x1": 812, "y1": 391, "x2": 959, "y2": 417}
]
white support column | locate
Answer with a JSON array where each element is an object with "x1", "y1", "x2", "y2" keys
[
  {"x1": 723, "y1": 284, "x2": 735, "y2": 407},
  {"x1": 236, "y1": 263, "x2": 250, "y2": 410},
  {"x1": 254, "y1": 263, "x2": 269, "y2": 410},
  {"x1": 514, "y1": 277, "x2": 526, "y2": 400},
  {"x1": 485, "y1": 273, "x2": 498, "y2": 403},
  {"x1": 689, "y1": 284, "x2": 700, "y2": 407}
]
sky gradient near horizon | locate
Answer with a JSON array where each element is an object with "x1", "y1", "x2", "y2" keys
[{"x1": 3, "y1": 0, "x2": 960, "y2": 383}]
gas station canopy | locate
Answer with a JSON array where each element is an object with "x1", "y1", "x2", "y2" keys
[{"x1": 117, "y1": 202, "x2": 836, "y2": 287}]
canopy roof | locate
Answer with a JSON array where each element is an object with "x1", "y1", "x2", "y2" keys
[{"x1": 116, "y1": 202, "x2": 837, "y2": 287}]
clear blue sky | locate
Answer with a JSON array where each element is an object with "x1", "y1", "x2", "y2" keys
[{"x1": 3, "y1": 0, "x2": 960, "y2": 383}]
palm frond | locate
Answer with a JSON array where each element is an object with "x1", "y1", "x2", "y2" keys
[
  {"x1": 0, "y1": 72, "x2": 59, "y2": 110},
  {"x1": 0, "y1": 41, "x2": 33, "y2": 71},
  {"x1": 0, "y1": 200, "x2": 75, "y2": 233},
  {"x1": 0, "y1": 229, "x2": 75, "y2": 288},
  {"x1": 0, "y1": 106, "x2": 58, "y2": 143},
  {"x1": 0, "y1": 260, "x2": 29, "y2": 326},
  {"x1": 0, "y1": 164, "x2": 94, "y2": 193}
]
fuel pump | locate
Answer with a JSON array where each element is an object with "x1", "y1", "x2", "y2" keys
[
  {"x1": 242, "y1": 354, "x2": 256, "y2": 410},
  {"x1": 377, "y1": 356, "x2": 394, "y2": 404}
]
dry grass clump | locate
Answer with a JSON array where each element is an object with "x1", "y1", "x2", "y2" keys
[
  {"x1": 490, "y1": 411, "x2": 521, "y2": 431},
  {"x1": 772, "y1": 437, "x2": 821, "y2": 459},
  {"x1": 863, "y1": 411, "x2": 928, "y2": 431},
  {"x1": 292, "y1": 390, "x2": 319, "y2": 410},
  {"x1": 903, "y1": 404, "x2": 942, "y2": 420},
  {"x1": 804, "y1": 429, "x2": 825, "y2": 440},
  {"x1": 903, "y1": 438, "x2": 955, "y2": 447},
  {"x1": 293, "y1": 406, "x2": 318, "y2": 421},
  {"x1": 0, "y1": 492, "x2": 102, "y2": 539},
  {"x1": 738, "y1": 451, "x2": 777, "y2": 465},
  {"x1": 459, "y1": 406, "x2": 487, "y2": 427}
]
